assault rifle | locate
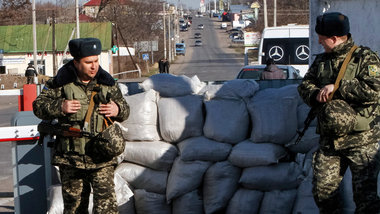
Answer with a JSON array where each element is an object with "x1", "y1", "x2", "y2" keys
[
  {"x1": 293, "y1": 107, "x2": 319, "y2": 145},
  {"x1": 37, "y1": 121, "x2": 94, "y2": 146}
]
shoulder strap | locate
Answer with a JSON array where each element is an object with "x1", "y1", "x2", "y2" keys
[
  {"x1": 328, "y1": 45, "x2": 358, "y2": 102},
  {"x1": 83, "y1": 86, "x2": 98, "y2": 132}
]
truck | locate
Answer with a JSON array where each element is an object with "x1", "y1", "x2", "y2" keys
[{"x1": 175, "y1": 43, "x2": 186, "y2": 56}]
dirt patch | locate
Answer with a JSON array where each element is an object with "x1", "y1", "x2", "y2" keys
[{"x1": 0, "y1": 74, "x2": 51, "y2": 90}]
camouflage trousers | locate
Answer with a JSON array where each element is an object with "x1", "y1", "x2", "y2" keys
[
  {"x1": 312, "y1": 142, "x2": 380, "y2": 214},
  {"x1": 59, "y1": 165, "x2": 118, "y2": 214}
]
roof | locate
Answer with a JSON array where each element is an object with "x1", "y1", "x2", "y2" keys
[{"x1": 0, "y1": 22, "x2": 112, "y2": 53}]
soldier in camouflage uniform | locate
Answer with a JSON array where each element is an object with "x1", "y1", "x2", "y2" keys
[
  {"x1": 298, "y1": 12, "x2": 380, "y2": 213},
  {"x1": 33, "y1": 38, "x2": 129, "y2": 214}
]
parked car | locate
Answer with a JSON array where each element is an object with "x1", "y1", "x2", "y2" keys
[
  {"x1": 194, "y1": 32, "x2": 201, "y2": 38},
  {"x1": 236, "y1": 64, "x2": 302, "y2": 80},
  {"x1": 195, "y1": 40, "x2": 203, "y2": 46},
  {"x1": 231, "y1": 37, "x2": 244, "y2": 43},
  {"x1": 197, "y1": 24, "x2": 204, "y2": 30},
  {"x1": 180, "y1": 26, "x2": 188, "y2": 31},
  {"x1": 176, "y1": 43, "x2": 186, "y2": 56}
]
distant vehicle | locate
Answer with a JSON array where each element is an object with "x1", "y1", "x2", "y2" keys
[
  {"x1": 197, "y1": 24, "x2": 204, "y2": 30},
  {"x1": 229, "y1": 32, "x2": 241, "y2": 39},
  {"x1": 213, "y1": 13, "x2": 219, "y2": 17},
  {"x1": 176, "y1": 43, "x2": 186, "y2": 56},
  {"x1": 194, "y1": 32, "x2": 201, "y2": 38},
  {"x1": 258, "y1": 24, "x2": 309, "y2": 76},
  {"x1": 179, "y1": 19, "x2": 187, "y2": 28},
  {"x1": 231, "y1": 37, "x2": 244, "y2": 43},
  {"x1": 220, "y1": 23, "x2": 227, "y2": 29},
  {"x1": 180, "y1": 26, "x2": 188, "y2": 31},
  {"x1": 195, "y1": 40, "x2": 202, "y2": 46},
  {"x1": 236, "y1": 64, "x2": 302, "y2": 80}
]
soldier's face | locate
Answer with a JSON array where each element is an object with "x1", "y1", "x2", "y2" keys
[
  {"x1": 74, "y1": 55, "x2": 99, "y2": 82},
  {"x1": 318, "y1": 34, "x2": 336, "y2": 53}
]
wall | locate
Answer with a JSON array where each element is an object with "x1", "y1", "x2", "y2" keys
[{"x1": 309, "y1": 0, "x2": 380, "y2": 63}]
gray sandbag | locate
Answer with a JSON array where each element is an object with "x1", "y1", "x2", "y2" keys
[
  {"x1": 292, "y1": 177, "x2": 319, "y2": 214},
  {"x1": 200, "y1": 79, "x2": 259, "y2": 100},
  {"x1": 114, "y1": 173, "x2": 135, "y2": 214},
  {"x1": 134, "y1": 189, "x2": 171, "y2": 214},
  {"x1": 122, "y1": 140, "x2": 178, "y2": 171},
  {"x1": 286, "y1": 127, "x2": 320, "y2": 154},
  {"x1": 259, "y1": 189, "x2": 297, "y2": 214},
  {"x1": 240, "y1": 162, "x2": 304, "y2": 191},
  {"x1": 158, "y1": 95, "x2": 204, "y2": 143},
  {"x1": 203, "y1": 161, "x2": 241, "y2": 214},
  {"x1": 140, "y1": 73, "x2": 204, "y2": 97},
  {"x1": 121, "y1": 89, "x2": 161, "y2": 141},
  {"x1": 172, "y1": 189, "x2": 204, "y2": 214},
  {"x1": 226, "y1": 188, "x2": 264, "y2": 214},
  {"x1": 228, "y1": 140, "x2": 288, "y2": 168},
  {"x1": 297, "y1": 103, "x2": 318, "y2": 129},
  {"x1": 177, "y1": 136, "x2": 232, "y2": 162},
  {"x1": 115, "y1": 162, "x2": 168, "y2": 194},
  {"x1": 166, "y1": 158, "x2": 211, "y2": 203},
  {"x1": 203, "y1": 99, "x2": 249, "y2": 144},
  {"x1": 248, "y1": 91, "x2": 298, "y2": 144}
]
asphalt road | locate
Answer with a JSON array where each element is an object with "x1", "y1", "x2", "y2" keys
[{"x1": 171, "y1": 16, "x2": 244, "y2": 81}]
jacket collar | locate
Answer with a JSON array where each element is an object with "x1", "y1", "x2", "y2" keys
[{"x1": 53, "y1": 60, "x2": 115, "y2": 87}]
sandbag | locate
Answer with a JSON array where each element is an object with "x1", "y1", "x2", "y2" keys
[
  {"x1": 226, "y1": 188, "x2": 264, "y2": 214},
  {"x1": 114, "y1": 173, "x2": 135, "y2": 214},
  {"x1": 200, "y1": 79, "x2": 259, "y2": 100},
  {"x1": 228, "y1": 140, "x2": 288, "y2": 168},
  {"x1": 177, "y1": 136, "x2": 232, "y2": 162},
  {"x1": 134, "y1": 189, "x2": 171, "y2": 214},
  {"x1": 115, "y1": 162, "x2": 168, "y2": 194},
  {"x1": 122, "y1": 140, "x2": 178, "y2": 171},
  {"x1": 248, "y1": 92, "x2": 298, "y2": 144},
  {"x1": 292, "y1": 176, "x2": 319, "y2": 214},
  {"x1": 286, "y1": 127, "x2": 320, "y2": 154},
  {"x1": 121, "y1": 89, "x2": 160, "y2": 141},
  {"x1": 140, "y1": 73, "x2": 204, "y2": 97},
  {"x1": 297, "y1": 103, "x2": 318, "y2": 129},
  {"x1": 158, "y1": 95, "x2": 204, "y2": 143},
  {"x1": 172, "y1": 189, "x2": 204, "y2": 214},
  {"x1": 166, "y1": 158, "x2": 212, "y2": 203},
  {"x1": 259, "y1": 189, "x2": 297, "y2": 214},
  {"x1": 203, "y1": 99, "x2": 249, "y2": 144},
  {"x1": 239, "y1": 162, "x2": 304, "y2": 191},
  {"x1": 203, "y1": 161, "x2": 241, "y2": 214}
]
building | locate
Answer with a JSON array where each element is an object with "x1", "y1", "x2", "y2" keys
[
  {"x1": 0, "y1": 22, "x2": 112, "y2": 77},
  {"x1": 83, "y1": 0, "x2": 129, "y2": 18}
]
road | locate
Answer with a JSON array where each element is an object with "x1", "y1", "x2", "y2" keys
[{"x1": 171, "y1": 16, "x2": 244, "y2": 81}]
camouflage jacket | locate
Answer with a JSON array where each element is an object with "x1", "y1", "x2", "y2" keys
[
  {"x1": 298, "y1": 37, "x2": 380, "y2": 149},
  {"x1": 33, "y1": 60, "x2": 129, "y2": 169}
]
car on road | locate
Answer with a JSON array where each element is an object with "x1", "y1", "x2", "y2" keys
[
  {"x1": 197, "y1": 24, "x2": 204, "y2": 30},
  {"x1": 195, "y1": 40, "x2": 202, "y2": 46},
  {"x1": 180, "y1": 26, "x2": 188, "y2": 31},
  {"x1": 236, "y1": 64, "x2": 302, "y2": 80},
  {"x1": 176, "y1": 43, "x2": 186, "y2": 56},
  {"x1": 194, "y1": 32, "x2": 201, "y2": 38}
]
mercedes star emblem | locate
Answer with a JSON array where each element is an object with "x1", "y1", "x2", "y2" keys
[
  {"x1": 295, "y1": 45, "x2": 310, "y2": 60},
  {"x1": 268, "y1": 46, "x2": 284, "y2": 61}
]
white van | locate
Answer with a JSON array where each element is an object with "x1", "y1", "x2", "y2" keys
[{"x1": 258, "y1": 24, "x2": 310, "y2": 77}]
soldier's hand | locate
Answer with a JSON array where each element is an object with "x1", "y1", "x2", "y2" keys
[
  {"x1": 62, "y1": 100, "x2": 81, "y2": 114},
  {"x1": 99, "y1": 100, "x2": 119, "y2": 117},
  {"x1": 317, "y1": 84, "x2": 334, "y2": 103}
]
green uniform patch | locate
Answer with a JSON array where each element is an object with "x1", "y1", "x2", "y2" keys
[{"x1": 368, "y1": 65, "x2": 379, "y2": 77}]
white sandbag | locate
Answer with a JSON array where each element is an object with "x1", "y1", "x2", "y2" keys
[
  {"x1": 297, "y1": 103, "x2": 318, "y2": 129},
  {"x1": 172, "y1": 189, "x2": 204, "y2": 214},
  {"x1": 248, "y1": 91, "x2": 298, "y2": 144},
  {"x1": 203, "y1": 161, "x2": 241, "y2": 214},
  {"x1": 115, "y1": 162, "x2": 168, "y2": 194},
  {"x1": 134, "y1": 189, "x2": 171, "y2": 214},
  {"x1": 166, "y1": 158, "x2": 212, "y2": 203},
  {"x1": 286, "y1": 127, "x2": 320, "y2": 154},
  {"x1": 177, "y1": 136, "x2": 232, "y2": 162},
  {"x1": 239, "y1": 162, "x2": 304, "y2": 191},
  {"x1": 158, "y1": 95, "x2": 204, "y2": 143},
  {"x1": 228, "y1": 140, "x2": 288, "y2": 168},
  {"x1": 121, "y1": 89, "x2": 160, "y2": 141},
  {"x1": 203, "y1": 99, "x2": 249, "y2": 144},
  {"x1": 140, "y1": 73, "x2": 203, "y2": 97},
  {"x1": 114, "y1": 173, "x2": 135, "y2": 214},
  {"x1": 200, "y1": 79, "x2": 259, "y2": 100},
  {"x1": 47, "y1": 184, "x2": 93, "y2": 214},
  {"x1": 118, "y1": 82, "x2": 129, "y2": 96},
  {"x1": 226, "y1": 188, "x2": 264, "y2": 214},
  {"x1": 122, "y1": 141, "x2": 178, "y2": 171},
  {"x1": 259, "y1": 189, "x2": 297, "y2": 214}
]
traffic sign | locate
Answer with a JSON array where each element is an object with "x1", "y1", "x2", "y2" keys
[{"x1": 142, "y1": 54, "x2": 149, "y2": 61}]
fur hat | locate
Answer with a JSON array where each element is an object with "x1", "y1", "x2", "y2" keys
[
  {"x1": 69, "y1": 38, "x2": 102, "y2": 59},
  {"x1": 315, "y1": 12, "x2": 350, "y2": 37}
]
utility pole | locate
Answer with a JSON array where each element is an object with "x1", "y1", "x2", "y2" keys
[
  {"x1": 274, "y1": 0, "x2": 277, "y2": 27},
  {"x1": 32, "y1": 0, "x2": 37, "y2": 70},
  {"x1": 75, "y1": 0, "x2": 80, "y2": 38},
  {"x1": 168, "y1": 10, "x2": 172, "y2": 62},
  {"x1": 263, "y1": 0, "x2": 268, "y2": 28},
  {"x1": 163, "y1": 3, "x2": 167, "y2": 59},
  {"x1": 52, "y1": 11, "x2": 57, "y2": 75}
]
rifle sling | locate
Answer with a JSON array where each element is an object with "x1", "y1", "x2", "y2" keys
[
  {"x1": 327, "y1": 45, "x2": 358, "y2": 102},
  {"x1": 83, "y1": 88, "x2": 98, "y2": 132}
]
